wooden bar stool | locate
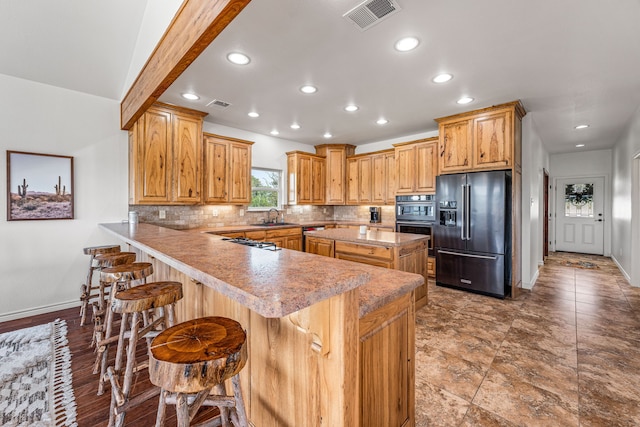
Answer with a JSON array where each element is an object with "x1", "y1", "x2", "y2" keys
[
  {"x1": 94, "y1": 261, "x2": 153, "y2": 395},
  {"x1": 80, "y1": 245, "x2": 121, "y2": 326},
  {"x1": 149, "y1": 316, "x2": 249, "y2": 427},
  {"x1": 106, "y1": 281, "x2": 183, "y2": 427}
]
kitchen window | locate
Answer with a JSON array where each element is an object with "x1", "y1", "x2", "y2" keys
[{"x1": 249, "y1": 167, "x2": 282, "y2": 210}]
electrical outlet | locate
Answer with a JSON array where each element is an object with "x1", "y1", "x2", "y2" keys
[
  {"x1": 323, "y1": 208, "x2": 327, "y2": 213},
  {"x1": 159, "y1": 210, "x2": 166, "y2": 219},
  {"x1": 240, "y1": 209, "x2": 244, "y2": 217},
  {"x1": 212, "y1": 209, "x2": 219, "y2": 217}
]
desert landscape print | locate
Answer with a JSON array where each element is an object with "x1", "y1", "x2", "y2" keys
[{"x1": 7, "y1": 151, "x2": 73, "y2": 220}]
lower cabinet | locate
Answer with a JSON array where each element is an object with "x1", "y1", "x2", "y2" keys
[
  {"x1": 359, "y1": 292, "x2": 414, "y2": 427},
  {"x1": 306, "y1": 236, "x2": 428, "y2": 309},
  {"x1": 219, "y1": 227, "x2": 302, "y2": 251},
  {"x1": 427, "y1": 256, "x2": 435, "y2": 277}
]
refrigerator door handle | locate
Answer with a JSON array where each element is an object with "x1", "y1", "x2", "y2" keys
[
  {"x1": 438, "y1": 249, "x2": 498, "y2": 260},
  {"x1": 460, "y1": 184, "x2": 466, "y2": 240},
  {"x1": 465, "y1": 183, "x2": 471, "y2": 241}
]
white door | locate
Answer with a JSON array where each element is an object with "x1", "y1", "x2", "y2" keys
[{"x1": 555, "y1": 177, "x2": 604, "y2": 254}]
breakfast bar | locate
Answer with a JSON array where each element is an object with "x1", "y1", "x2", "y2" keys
[{"x1": 100, "y1": 222, "x2": 423, "y2": 427}]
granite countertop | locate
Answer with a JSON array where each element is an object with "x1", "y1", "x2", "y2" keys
[
  {"x1": 304, "y1": 227, "x2": 429, "y2": 247},
  {"x1": 100, "y1": 223, "x2": 423, "y2": 319}
]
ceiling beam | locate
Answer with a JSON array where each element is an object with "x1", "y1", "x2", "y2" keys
[{"x1": 120, "y1": 0, "x2": 252, "y2": 130}]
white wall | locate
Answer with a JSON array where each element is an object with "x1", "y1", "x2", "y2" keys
[
  {"x1": 355, "y1": 130, "x2": 439, "y2": 153},
  {"x1": 548, "y1": 149, "x2": 613, "y2": 257},
  {"x1": 521, "y1": 115, "x2": 549, "y2": 289},
  {"x1": 611, "y1": 104, "x2": 640, "y2": 284},
  {"x1": 0, "y1": 74, "x2": 129, "y2": 321}
]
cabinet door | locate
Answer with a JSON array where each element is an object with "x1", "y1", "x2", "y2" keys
[
  {"x1": 359, "y1": 294, "x2": 412, "y2": 427},
  {"x1": 398, "y1": 244, "x2": 428, "y2": 309},
  {"x1": 439, "y1": 119, "x2": 472, "y2": 174},
  {"x1": 384, "y1": 152, "x2": 396, "y2": 204},
  {"x1": 298, "y1": 155, "x2": 313, "y2": 204},
  {"x1": 285, "y1": 235, "x2": 302, "y2": 251},
  {"x1": 473, "y1": 110, "x2": 512, "y2": 170},
  {"x1": 358, "y1": 157, "x2": 372, "y2": 204},
  {"x1": 306, "y1": 237, "x2": 334, "y2": 257},
  {"x1": 173, "y1": 113, "x2": 202, "y2": 203},
  {"x1": 415, "y1": 141, "x2": 437, "y2": 193},
  {"x1": 229, "y1": 142, "x2": 252, "y2": 203},
  {"x1": 203, "y1": 136, "x2": 228, "y2": 203},
  {"x1": 371, "y1": 154, "x2": 386, "y2": 204},
  {"x1": 394, "y1": 145, "x2": 416, "y2": 194},
  {"x1": 311, "y1": 156, "x2": 325, "y2": 204},
  {"x1": 137, "y1": 109, "x2": 171, "y2": 203},
  {"x1": 346, "y1": 158, "x2": 359, "y2": 205},
  {"x1": 325, "y1": 147, "x2": 347, "y2": 205}
]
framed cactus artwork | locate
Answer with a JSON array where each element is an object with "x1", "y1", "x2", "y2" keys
[{"x1": 6, "y1": 151, "x2": 74, "y2": 221}]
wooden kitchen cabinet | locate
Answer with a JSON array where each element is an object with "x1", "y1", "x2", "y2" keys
[
  {"x1": 315, "y1": 144, "x2": 356, "y2": 205},
  {"x1": 359, "y1": 292, "x2": 414, "y2": 427},
  {"x1": 435, "y1": 101, "x2": 525, "y2": 174},
  {"x1": 305, "y1": 236, "x2": 335, "y2": 257},
  {"x1": 307, "y1": 233, "x2": 429, "y2": 309},
  {"x1": 203, "y1": 133, "x2": 253, "y2": 204},
  {"x1": 427, "y1": 256, "x2": 435, "y2": 277},
  {"x1": 287, "y1": 151, "x2": 325, "y2": 205},
  {"x1": 129, "y1": 102, "x2": 206, "y2": 205},
  {"x1": 393, "y1": 137, "x2": 438, "y2": 195},
  {"x1": 346, "y1": 149, "x2": 395, "y2": 205}
]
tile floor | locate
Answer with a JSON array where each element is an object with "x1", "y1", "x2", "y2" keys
[{"x1": 414, "y1": 252, "x2": 640, "y2": 426}]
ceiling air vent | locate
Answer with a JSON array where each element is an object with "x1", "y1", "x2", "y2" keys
[
  {"x1": 206, "y1": 99, "x2": 231, "y2": 108},
  {"x1": 343, "y1": 0, "x2": 401, "y2": 31}
]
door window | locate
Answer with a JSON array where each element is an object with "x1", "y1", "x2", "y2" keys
[{"x1": 564, "y1": 183, "x2": 594, "y2": 217}]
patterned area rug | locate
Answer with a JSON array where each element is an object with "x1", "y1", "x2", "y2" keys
[
  {"x1": 0, "y1": 319, "x2": 77, "y2": 426},
  {"x1": 565, "y1": 261, "x2": 600, "y2": 269}
]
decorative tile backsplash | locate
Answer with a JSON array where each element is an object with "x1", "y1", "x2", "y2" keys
[{"x1": 130, "y1": 204, "x2": 395, "y2": 229}]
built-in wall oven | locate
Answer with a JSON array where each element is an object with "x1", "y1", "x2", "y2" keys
[{"x1": 395, "y1": 195, "x2": 436, "y2": 256}]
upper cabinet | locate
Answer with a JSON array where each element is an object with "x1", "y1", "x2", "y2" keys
[
  {"x1": 393, "y1": 137, "x2": 438, "y2": 195},
  {"x1": 203, "y1": 133, "x2": 254, "y2": 204},
  {"x1": 129, "y1": 102, "x2": 207, "y2": 205},
  {"x1": 346, "y1": 149, "x2": 395, "y2": 205},
  {"x1": 287, "y1": 151, "x2": 325, "y2": 205},
  {"x1": 314, "y1": 144, "x2": 355, "y2": 205},
  {"x1": 435, "y1": 101, "x2": 526, "y2": 174}
]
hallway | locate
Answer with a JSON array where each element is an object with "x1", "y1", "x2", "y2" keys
[{"x1": 415, "y1": 252, "x2": 640, "y2": 426}]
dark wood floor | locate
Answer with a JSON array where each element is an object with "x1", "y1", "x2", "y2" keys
[{"x1": 0, "y1": 307, "x2": 218, "y2": 426}]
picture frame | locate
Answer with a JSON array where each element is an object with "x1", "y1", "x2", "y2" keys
[{"x1": 6, "y1": 151, "x2": 74, "y2": 221}]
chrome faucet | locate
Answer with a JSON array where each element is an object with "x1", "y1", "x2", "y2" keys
[{"x1": 267, "y1": 208, "x2": 280, "y2": 224}]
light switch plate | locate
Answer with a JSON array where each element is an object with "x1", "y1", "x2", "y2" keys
[{"x1": 159, "y1": 210, "x2": 166, "y2": 219}]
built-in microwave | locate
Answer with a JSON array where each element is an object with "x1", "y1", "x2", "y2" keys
[
  {"x1": 395, "y1": 195, "x2": 436, "y2": 222},
  {"x1": 395, "y1": 195, "x2": 436, "y2": 256}
]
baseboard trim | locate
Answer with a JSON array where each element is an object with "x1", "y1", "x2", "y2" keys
[
  {"x1": 0, "y1": 300, "x2": 80, "y2": 323},
  {"x1": 611, "y1": 255, "x2": 632, "y2": 285},
  {"x1": 522, "y1": 267, "x2": 539, "y2": 290}
]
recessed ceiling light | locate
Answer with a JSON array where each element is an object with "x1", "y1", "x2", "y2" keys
[
  {"x1": 432, "y1": 73, "x2": 453, "y2": 83},
  {"x1": 457, "y1": 97, "x2": 474, "y2": 105},
  {"x1": 247, "y1": 111, "x2": 260, "y2": 118},
  {"x1": 394, "y1": 36, "x2": 420, "y2": 52},
  {"x1": 227, "y1": 52, "x2": 250, "y2": 65},
  {"x1": 575, "y1": 124, "x2": 589, "y2": 129},
  {"x1": 300, "y1": 85, "x2": 318, "y2": 94},
  {"x1": 270, "y1": 130, "x2": 279, "y2": 136},
  {"x1": 323, "y1": 132, "x2": 332, "y2": 139},
  {"x1": 344, "y1": 104, "x2": 359, "y2": 112},
  {"x1": 181, "y1": 93, "x2": 199, "y2": 100},
  {"x1": 290, "y1": 123, "x2": 301, "y2": 130},
  {"x1": 576, "y1": 144, "x2": 585, "y2": 148},
  {"x1": 376, "y1": 118, "x2": 389, "y2": 125}
]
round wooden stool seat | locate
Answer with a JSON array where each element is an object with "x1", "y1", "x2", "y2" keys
[
  {"x1": 100, "y1": 262, "x2": 153, "y2": 284},
  {"x1": 83, "y1": 244, "x2": 121, "y2": 256},
  {"x1": 149, "y1": 316, "x2": 247, "y2": 394},
  {"x1": 112, "y1": 281, "x2": 183, "y2": 314},
  {"x1": 94, "y1": 252, "x2": 137, "y2": 269}
]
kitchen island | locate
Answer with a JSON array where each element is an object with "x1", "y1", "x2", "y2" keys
[
  {"x1": 305, "y1": 227, "x2": 430, "y2": 309},
  {"x1": 100, "y1": 222, "x2": 423, "y2": 427}
]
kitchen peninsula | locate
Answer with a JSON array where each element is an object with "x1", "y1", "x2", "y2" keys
[{"x1": 100, "y1": 222, "x2": 423, "y2": 427}]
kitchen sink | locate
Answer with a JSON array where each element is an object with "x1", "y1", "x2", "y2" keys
[{"x1": 249, "y1": 222, "x2": 299, "y2": 227}]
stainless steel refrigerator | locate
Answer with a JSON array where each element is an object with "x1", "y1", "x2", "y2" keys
[{"x1": 435, "y1": 171, "x2": 512, "y2": 298}]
